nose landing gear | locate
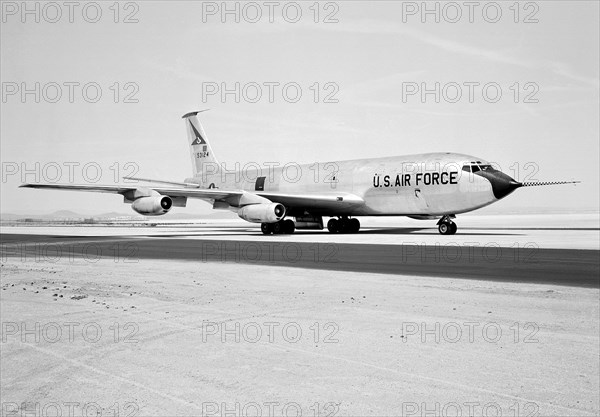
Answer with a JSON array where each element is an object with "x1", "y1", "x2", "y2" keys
[
  {"x1": 437, "y1": 214, "x2": 458, "y2": 235},
  {"x1": 438, "y1": 222, "x2": 457, "y2": 235},
  {"x1": 437, "y1": 215, "x2": 457, "y2": 235}
]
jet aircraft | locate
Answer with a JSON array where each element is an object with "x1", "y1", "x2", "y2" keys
[{"x1": 21, "y1": 111, "x2": 579, "y2": 235}]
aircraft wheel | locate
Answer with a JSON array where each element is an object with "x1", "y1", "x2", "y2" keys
[
  {"x1": 261, "y1": 223, "x2": 273, "y2": 235},
  {"x1": 273, "y1": 222, "x2": 283, "y2": 234},
  {"x1": 449, "y1": 222, "x2": 457, "y2": 235},
  {"x1": 438, "y1": 222, "x2": 451, "y2": 235},
  {"x1": 284, "y1": 219, "x2": 295, "y2": 234},
  {"x1": 327, "y1": 218, "x2": 339, "y2": 233},
  {"x1": 349, "y1": 218, "x2": 360, "y2": 233}
]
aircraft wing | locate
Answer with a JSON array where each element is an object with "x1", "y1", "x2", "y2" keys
[
  {"x1": 19, "y1": 183, "x2": 365, "y2": 211},
  {"x1": 19, "y1": 183, "x2": 137, "y2": 194},
  {"x1": 19, "y1": 183, "x2": 240, "y2": 201}
]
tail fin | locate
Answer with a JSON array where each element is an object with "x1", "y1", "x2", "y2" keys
[{"x1": 182, "y1": 110, "x2": 219, "y2": 179}]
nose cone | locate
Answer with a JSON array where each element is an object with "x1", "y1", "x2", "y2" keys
[{"x1": 475, "y1": 169, "x2": 523, "y2": 200}]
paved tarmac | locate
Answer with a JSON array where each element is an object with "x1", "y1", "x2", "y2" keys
[{"x1": 2, "y1": 232, "x2": 598, "y2": 287}]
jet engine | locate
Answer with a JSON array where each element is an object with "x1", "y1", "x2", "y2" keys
[
  {"x1": 131, "y1": 195, "x2": 173, "y2": 216},
  {"x1": 238, "y1": 203, "x2": 286, "y2": 223}
]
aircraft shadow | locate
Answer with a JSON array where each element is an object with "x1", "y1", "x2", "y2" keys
[
  {"x1": 144, "y1": 227, "x2": 521, "y2": 238},
  {"x1": 355, "y1": 228, "x2": 520, "y2": 236}
]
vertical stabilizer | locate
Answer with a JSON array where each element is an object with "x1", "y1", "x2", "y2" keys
[{"x1": 182, "y1": 110, "x2": 219, "y2": 180}]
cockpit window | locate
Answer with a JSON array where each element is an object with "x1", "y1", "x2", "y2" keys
[{"x1": 463, "y1": 163, "x2": 492, "y2": 173}]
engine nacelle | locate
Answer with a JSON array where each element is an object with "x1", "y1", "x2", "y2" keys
[
  {"x1": 131, "y1": 196, "x2": 173, "y2": 216},
  {"x1": 238, "y1": 203, "x2": 286, "y2": 223}
]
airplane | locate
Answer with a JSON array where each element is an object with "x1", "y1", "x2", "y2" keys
[{"x1": 21, "y1": 110, "x2": 579, "y2": 235}]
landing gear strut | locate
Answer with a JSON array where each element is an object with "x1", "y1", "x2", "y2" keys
[
  {"x1": 437, "y1": 215, "x2": 457, "y2": 235},
  {"x1": 261, "y1": 219, "x2": 295, "y2": 235},
  {"x1": 327, "y1": 217, "x2": 360, "y2": 234}
]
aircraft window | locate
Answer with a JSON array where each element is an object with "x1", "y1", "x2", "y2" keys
[
  {"x1": 462, "y1": 165, "x2": 471, "y2": 173},
  {"x1": 471, "y1": 165, "x2": 480, "y2": 173},
  {"x1": 479, "y1": 164, "x2": 492, "y2": 171}
]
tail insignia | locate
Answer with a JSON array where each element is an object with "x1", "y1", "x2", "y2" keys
[{"x1": 189, "y1": 120, "x2": 207, "y2": 145}]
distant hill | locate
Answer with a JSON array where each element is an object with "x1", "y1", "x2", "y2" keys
[
  {"x1": 1, "y1": 211, "x2": 85, "y2": 221},
  {"x1": 96, "y1": 211, "x2": 132, "y2": 218},
  {"x1": 1, "y1": 209, "x2": 238, "y2": 222},
  {"x1": 1, "y1": 210, "x2": 137, "y2": 221},
  {"x1": 51, "y1": 210, "x2": 84, "y2": 218}
]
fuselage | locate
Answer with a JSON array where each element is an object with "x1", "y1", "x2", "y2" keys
[{"x1": 185, "y1": 152, "x2": 519, "y2": 217}]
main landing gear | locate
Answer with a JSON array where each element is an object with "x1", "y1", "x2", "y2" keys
[
  {"x1": 327, "y1": 217, "x2": 360, "y2": 234},
  {"x1": 261, "y1": 219, "x2": 295, "y2": 235},
  {"x1": 437, "y1": 215, "x2": 457, "y2": 235}
]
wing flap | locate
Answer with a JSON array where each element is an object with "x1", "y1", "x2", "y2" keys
[
  {"x1": 123, "y1": 176, "x2": 201, "y2": 188},
  {"x1": 153, "y1": 187, "x2": 243, "y2": 201}
]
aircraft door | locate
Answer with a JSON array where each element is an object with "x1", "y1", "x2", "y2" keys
[
  {"x1": 414, "y1": 188, "x2": 430, "y2": 210},
  {"x1": 255, "y1": 176, "x2": 266, "y2": 191}
]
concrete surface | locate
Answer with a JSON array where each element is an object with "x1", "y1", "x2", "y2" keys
[
  {"x1": 2, "y1": 234, "x2": 597, "y2": 287},
  {"x1": 2, "y1": 213, "x2": 599, "y2": 250}
]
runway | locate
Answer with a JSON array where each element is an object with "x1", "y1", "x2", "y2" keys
[
  {"x1": 2, "y1": 213, "x2": 599, "y2": 287},
  {"x1": 1, "y1": 233, "x2": 598, "y2": 288}
]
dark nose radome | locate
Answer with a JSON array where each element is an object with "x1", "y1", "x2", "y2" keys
[{"x1": 475, "y1": 170, "x2": 523, "y2": 200}]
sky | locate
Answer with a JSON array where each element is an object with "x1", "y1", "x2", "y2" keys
[{"x1": 1, "y1": 1, "x2": 598, "y2": 215}]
